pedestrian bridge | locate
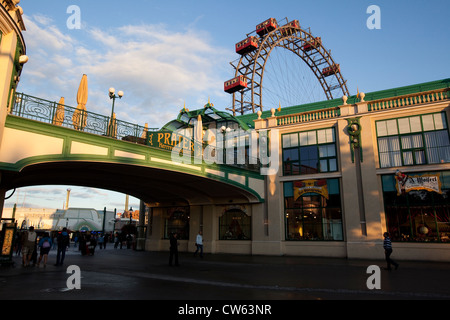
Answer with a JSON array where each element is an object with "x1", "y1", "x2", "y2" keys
[{"x1": 0, "y1": 93, "x2": 265, "y2": 205}]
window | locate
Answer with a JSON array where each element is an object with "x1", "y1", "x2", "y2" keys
[
  {"x1": 284, "y1": 179, "x2": 343, "y2": 241},
  {"x1": 382, "y1": 173, "x2": 450, "y2": 243},
  {"x1": 377, "y1": 113, "x2": 450, "y2": 168},
  {"x1": 164, "y1": 207, "x2": 190, "y2": 240},
  {"x1": 282, "y1": 128, "x2": 337, "y2": 175},
  {"x1": 219, "y1": 209, "x2": 251, "y2": 240}
]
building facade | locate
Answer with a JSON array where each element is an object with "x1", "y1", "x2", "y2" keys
[
  {"x1": 0, "y1": 0, "x2": 26, "y2": 211},
  {"x1": 145, "y1": 79, "x2": 450, "y2": 262},
  {"x1": 1, "y1": 0, "x2": 449, "y2": 262}
]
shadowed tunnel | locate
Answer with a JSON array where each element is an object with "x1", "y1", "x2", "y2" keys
[{"x1": 0, "y1": 161, "x2": 262, "y2": 206}]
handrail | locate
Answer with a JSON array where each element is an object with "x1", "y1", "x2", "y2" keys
[
  {"x1": 272, "y1": 88, "x2": 449, "y2": 127},
  {"x1": 277, "y1": 107, "x2": 341, "y2": 126},
  {"x1": 367, "y1": 88, "x2": 449, "y2": 112},
  {"x1": 11, "y1": 92, "x2": 158, "y2": 141}
]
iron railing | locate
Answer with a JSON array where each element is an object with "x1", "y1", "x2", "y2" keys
[{"x1": 11, "y1": 92, "x2": 158, "y2": 141}]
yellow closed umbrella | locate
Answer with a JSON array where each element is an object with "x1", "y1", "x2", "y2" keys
[
  {"x1": 141, "y1": 123, "x2": 148, "y2": 139},
  {"x1": 72, "y1": 74, "x2": 88, "y2": 130},
  {"x1": 108, "y1": 112, "x2": 117, "y2": 138},
  {"x1": 194, "y1": 114, "x2": 203, "y2": 160},
  {"x1": 53, "y1": 97, "x2": 65, "y2": 126}
]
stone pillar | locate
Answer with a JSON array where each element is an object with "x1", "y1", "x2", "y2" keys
[
  {"x1": 145, "y1": 206, "x2": 164, "y2": 251},
  {"x1": 339, "y1": 107, "x2": 385, "y2": 259},
  {"x1": 135, "y1": 200, "x2": 146, "y2": 251},
  {"x1": 0, "y1": 32, "x2": 17, "y2": 150},
  {"x1": 189, "y1": 205, "x2": 203, "y2": 252},
  {"x1": 201, "y1": 205, "x2": 216, "y2": 253},
  {"x1": 338, "y1": 118, "x2": 363, "y2": 257},
  {"x1": 0, "y1": 188, "x2": 6, "y2": 220}
]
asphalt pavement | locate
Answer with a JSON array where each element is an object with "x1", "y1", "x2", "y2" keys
[{"x1": 1, "y1": 244, "x2": 449, "y2": 303}]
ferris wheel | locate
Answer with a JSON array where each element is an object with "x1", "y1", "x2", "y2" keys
[{"x1": 224, "y1": 18, "x2": 350, "y2": 116}]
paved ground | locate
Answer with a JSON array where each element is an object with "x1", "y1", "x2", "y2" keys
[{"x1": 1, "y1": 246, "x2": 449, "y2": 304}]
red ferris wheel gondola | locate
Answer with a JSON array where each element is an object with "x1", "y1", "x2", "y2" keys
[
  {"x1": 224, "y1": 75, "x2": 248, "y2": 93},
  {"x1": 236, "y1": 36, "x2": 258, "y2": 55},
  {"x1": 322, "y1": 64, "x2": 340, "y2": 77},
  {"x1": 285, "y1": 19, "x2": 300, "y2": 29},
  {"x1": 280, "y1": 20, "x2": 300, "y2": 36},
  {"x1": 256, "y1": 18, "x2": 278, "y2": 37},
  {"x1": 302, "y1": 37, "x2": 322, "y2": 52}
]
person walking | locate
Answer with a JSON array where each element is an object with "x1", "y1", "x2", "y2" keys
[
  {"x1": 383, "y1": 232, "x2": 399, "y2": 270},
  {"x1": 55, "y1": 227, "x2": 70, "y2": 266},
  {"x1": 37, "y1": 232, "x2": 52, "y2": 268},
  {"x1": 194, "y1": 231, "x2": 203, "y2": 258},
  {"x1": 98, "y1": 234, "x2": 104, "y2": 249},
  {"x1": 22, "y1": 226, "x2": 37, "y2": 267},
  {"x1": 114, "y1": 232, "x2": 120, "y2": 249},
  {"x1": 169, "y1": 233, "x2": 179, "y2": 266},
  {"x1": 103, "y1": 233, "x2": 109, "y2": 249}
]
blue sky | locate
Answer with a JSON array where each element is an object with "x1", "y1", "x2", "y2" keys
[{"x1": 6, "y1": 0, "x2": 449, "y2": 211}]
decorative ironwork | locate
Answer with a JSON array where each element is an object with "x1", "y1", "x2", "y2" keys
[
  {"x1": 347, "y1": 117, "x2": 362, "y2": 163},
  {"x1": 11, "y1": 92, "x2": 157, "y2": 141}
]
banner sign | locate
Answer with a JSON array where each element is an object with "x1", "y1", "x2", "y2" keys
[
  {"x1": 395, "y1": 172, "x2": 442, "y2": 196},
  {"x1": 1, "y1": 223, "x2": 16, "y2": 262},
  {"x1": 147, "y1": 131, "x2": 192, "y2": 152},
  {"x1": 294, "y1": 179, "x2": 328, "y2": 200}
]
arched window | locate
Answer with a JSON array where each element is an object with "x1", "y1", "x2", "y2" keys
[
  {"x1": 219, "y1": 209, "x2": 251, "y2": 240},
  {"x1": 164, "y1": 207, "x2": 190, "y2": 240}
]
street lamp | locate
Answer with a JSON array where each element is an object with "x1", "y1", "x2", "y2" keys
[{"x1": 108, "y1": 87, "x2": 124, "y2": 137}]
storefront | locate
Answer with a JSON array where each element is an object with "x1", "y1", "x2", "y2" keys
[
  {"x1": 283, "y1": 178, "x2": 343, "y2": 241},
  {"x1": 382, "y1": 171, "x2": 450, "y2": 243}
]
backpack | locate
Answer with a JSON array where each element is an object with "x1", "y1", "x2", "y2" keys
[{"x1": 42, "y1": 239, "x2": 51, "y2": 248}]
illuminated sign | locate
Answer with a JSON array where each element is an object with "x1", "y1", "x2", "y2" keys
[
  {"x1": 396, "y1": 173, "x2": 442, "y2": 196},
  {"x1": 147, "y1": 131, "x2": 196, "y2": 152},
  {"x1": 1, "y1": 223, "x2": 16, "y2": 260},
  {"x1": 294, "y1": 179, "x2": 329, "y2": 200}
]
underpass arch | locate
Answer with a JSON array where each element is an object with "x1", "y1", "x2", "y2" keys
[{"x1": 0, "y1": 161, "x2": 262, "y2": 206}]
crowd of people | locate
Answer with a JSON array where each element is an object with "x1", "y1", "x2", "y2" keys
[{"x1": 14, "y1": 226, "x2": 137, "y2": 268}]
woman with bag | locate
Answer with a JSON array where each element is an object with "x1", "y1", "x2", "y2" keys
[{"x1": 37, "y1": 232, "x2": 52, "y2": 268}]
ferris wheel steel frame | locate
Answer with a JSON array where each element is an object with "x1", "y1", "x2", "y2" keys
[{"x1": 227, "y1": 19, "x2": 350, "y2": 116}]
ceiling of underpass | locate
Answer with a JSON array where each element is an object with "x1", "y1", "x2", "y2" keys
[{"x1": 0, "y1": 162, "x2": 260, "y2": 206}]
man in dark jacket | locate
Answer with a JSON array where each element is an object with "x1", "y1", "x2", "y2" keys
[
  {"x1": 55, "y1": 227, "x2": 70, "y2": 266},
  {"x1": 169, "y1": 233, "x2": 179, "y2": 266},
  {"x1": 383, "y1": 232, "x2": 399, "y2": 270}
]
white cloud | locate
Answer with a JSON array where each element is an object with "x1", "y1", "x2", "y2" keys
[{"x1": 19, "y1": 14, "x2": 233, "y2": 128}]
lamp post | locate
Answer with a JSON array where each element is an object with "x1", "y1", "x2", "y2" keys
[
  {"x1": 221, "y1": 126, "x2": 231, "y2": 164},
  {"x1": 108, "y1": 87, "x2": 123, "y2": 137}
]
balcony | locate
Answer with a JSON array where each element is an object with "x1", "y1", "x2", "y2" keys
[{"x1": 11, "y1": 92, "x2": 157, "y2": 142}]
